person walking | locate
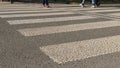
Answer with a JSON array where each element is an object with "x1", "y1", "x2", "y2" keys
[
  {"x1": 42, "y1": 0, "x2": 49, "y2": 8},
  {"x1": 80, "y1": 0, "x2": 95, "y2": 8}
]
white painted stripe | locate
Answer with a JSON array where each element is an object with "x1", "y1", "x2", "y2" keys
[
  {"x1": 0, "y1": 10, "x2": 62, "y2": 14},
  {"x1": 0, "y1": 6, "x2": 41, "y2": 9},
  {"x1": 0, "y1": 12, "x2": 74, "y2": 18},
  {"x1": 0, "y1": 7, "x2": 51, "y2": 11},
  {"x1": 18, "y1": 21, "x2": 119, "y2": 36},
  {"x1": 0, "y1": 7, "x2": 46, "y2": 9},
  {"x1": 71, "y1": 7, "x2": 109, "y2": 11},
  {"x1": 0, "y1": 6, "x2": 36, "y2": 8},
  {"x1": 89, "y1": 9, "x2": 120, "y2": 12},
  {"x1": 40, "y1": 35, "x2": 120, "y2": 64},
  {"x1": 0, "y1": 9, "x2": 38, "y2": 11},
  {"x1": 109, "y1": 13, "x2": 120, "y2": 17},
  {"x1": 8, "y1": 16, "x2": 94, "y2": 25}
]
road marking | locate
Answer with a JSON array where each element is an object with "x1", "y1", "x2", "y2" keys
[
  {"x1": 7, "y1": 16, "x2": 94, "y2": 25},
  {"x1": 109, "y1": 13, "x2": 120, "y2": 17},
  {"x1": 0, "y1": 12, "x2": 74, "y2": 18},
  {"x1": 88, "y1": 9, "x2": 120, "y2": 12},
  {"x1": 0, "y1": 10, "x2": 63, "y2": 14},
  {"x1": 40, "y1": 35, "x2": 120, "y2": 64},
  {"x1": 17, "y1": 21, "x2": 119, "y2": 36},
  {"x1": 0, "y1": 8, "x2": 39, "y2": 11},
  {"x1": 70, "y1": 7, "x2": 109, "y2": 11}
]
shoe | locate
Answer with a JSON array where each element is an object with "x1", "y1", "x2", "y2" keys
[
  {"x1": 80, "y1": 4, "x2": 84, "y2": 8},
  {"x1": 91, "y1": 5, "x2": 95, "y2": 8}
]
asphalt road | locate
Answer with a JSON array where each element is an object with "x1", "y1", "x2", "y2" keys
[{"x1": 0, "y1": 3, "x2": 120, "y2": 68}]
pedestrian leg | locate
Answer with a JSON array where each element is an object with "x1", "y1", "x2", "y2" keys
[
  {"x1": 96, "y1": 0, "x2": 100, "y2": 7},
  {"x1": 91, "y1": 0, "x2": 95, "y2": 8},
  {"x1": 42, "y1": 0, "x2": 46, "y2": 7},
  {"x1": 80, "y1": 0, "x2": 85, "y2": 8},
  {"x1": 82, "y1": 0, "x2": 85, "y2": 5},
  {"x1": 11, "y1": 0, "x2": 14, "y2": 4},
  {"x1": 45, "y1": 0, "x2": 49, "y2": 8}
]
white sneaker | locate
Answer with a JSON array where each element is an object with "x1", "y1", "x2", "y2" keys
[
  {"x1": 80, "y1": 4, "x2": 84, "y2": 8},
  {"x1": 91, "y1": 5, "x2": 95, "y2": 8}
]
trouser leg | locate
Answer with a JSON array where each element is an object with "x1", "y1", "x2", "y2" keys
[
  {"x1": 82, "y1": 0, "x2": 85, "y2": 5},
  {"x1": 42, "y1": 0, "x2": 45, "y2": 5},
  {"x1": 45, "y1": 0, "x2": 49, "y2": 6},
  {"x1": 92, "y1": 0, "x2": 95, "y2": 5},
  {"x1": 96, "y1": 0, "x2": 100, "y2": 6},
  {"x1": 11, "y1": 0, "x2": 14, "y2": 4}
]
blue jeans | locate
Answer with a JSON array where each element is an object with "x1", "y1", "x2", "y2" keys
[
  {"x1": 82, "y1": 0, "x2": 95, "y2": 5},
  {"x1": 42, "y1": 0, "x2": 49, "y2": 5}
]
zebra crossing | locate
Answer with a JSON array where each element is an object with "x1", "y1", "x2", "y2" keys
[
  {"x1": 0, "y1": 5, "x2": 120, "y2": 64},
  {"x1": 86, "y1": 8, "x2": 120, "y2": 19}
]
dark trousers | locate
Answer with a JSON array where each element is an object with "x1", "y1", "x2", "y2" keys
[
  {"x1": 95, "y1": 0, "x2": 100, "y2": 6},
  {"x1": 42, "y1": 0, "x2": 49, "y2": 5},
  {"x1": 10, "y1": 0, "x2": 14, "y2": 4}
]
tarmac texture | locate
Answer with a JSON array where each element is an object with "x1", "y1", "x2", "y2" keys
[{"x1": 0, "y1": 2, "x2": 120, "y2": 68}]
